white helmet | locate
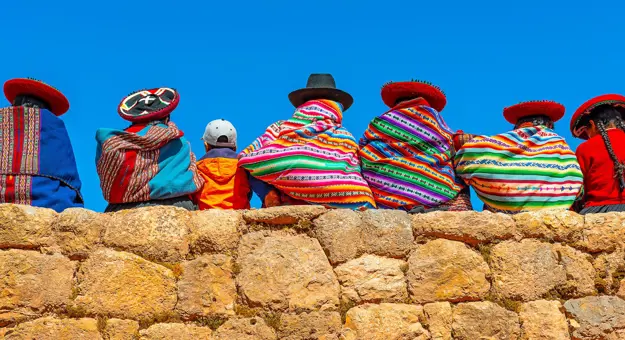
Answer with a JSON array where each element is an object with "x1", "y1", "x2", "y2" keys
[{"x1": 202, "y1": 119, "x2": 237, "y2": 148}]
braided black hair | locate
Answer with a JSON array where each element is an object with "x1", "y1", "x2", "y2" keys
[
  {"x1": 589, "y1": 105, "x2": 625, "y2": 191},
  {"x1": 514, "y1": 115, "x2": 554, "y2": 129}
]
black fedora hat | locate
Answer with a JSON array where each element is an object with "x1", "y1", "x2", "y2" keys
[{"x1": 288, "y1": 74, "x2": 353, "y2": 111}]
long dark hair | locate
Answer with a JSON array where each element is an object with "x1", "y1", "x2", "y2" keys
[
  {"x1": 588, "y1": 105, "x2": 625, "y2": 191},
  {"x1": 514, "y1": 115, "x2": 554, "y2": 129}
]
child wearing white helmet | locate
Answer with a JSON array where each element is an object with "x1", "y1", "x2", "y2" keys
[{"x1": 193, "y1": 119, "x2": 251, "y2": 210}]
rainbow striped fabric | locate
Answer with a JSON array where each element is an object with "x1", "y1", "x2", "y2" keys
[
  {"x1": 238, "y1": 100, "x2": 375, "y2": 209},
  {"x1": 358, "y1": 99, "x2": 463, "y2": 210},
  {"x1": 454, "y1": 126, "x2": 583, "y2": 213}
]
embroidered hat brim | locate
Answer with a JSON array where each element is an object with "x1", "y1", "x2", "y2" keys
[
  {"x1": 570, "y1": 94, "x2": 625, "y2": 140},
  {"x1": 503, "y1": 101, "x2": 565, "y2": 125},
  {"x1": 118, "y1": 87, "x2": 180, "y2": 123},
  {"x1": 4, "y1": 78, "x2": 70, "y2": 116},
  {"x1": 381, "y1": 81, "x2": 447, "y2": 112}
]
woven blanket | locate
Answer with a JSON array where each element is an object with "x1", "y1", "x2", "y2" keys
[
  {"x1": 239, "y1": 100, "x2": 375, "y2": 209},
  {"x1": 455, "y1": 126, "x2": 583, "y2": 213},
  {"x1": 96, "y1": 121, "x2": 203, "y2": 204},
  {"x1": 359, "y1": 99, "x2": 463, "y2": 210}
]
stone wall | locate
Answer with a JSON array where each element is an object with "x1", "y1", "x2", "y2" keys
[{"x1": 1, "y1": 204, "x2": 625, "y2": 339}]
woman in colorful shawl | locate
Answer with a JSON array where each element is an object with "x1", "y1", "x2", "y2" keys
[
  {"x1": 359, "y1": 80, "x2": 471, "y2": 213},
  {"x1": 239, "y1": 74, "x2": 375, "y2": 210},
  {"x1": 0, "y1": 78, "x2": 83, "y2": 212},
  {"x1": 95, "y1": 88, "x2": 203, "y2": 212},
  {"x1": 455, "y1": 101, "x2": 583, "y2": 213}
]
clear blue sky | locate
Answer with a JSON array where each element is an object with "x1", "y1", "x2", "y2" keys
[{"x1": 1, "y1": 1, "x2": 623, "y2": 212}]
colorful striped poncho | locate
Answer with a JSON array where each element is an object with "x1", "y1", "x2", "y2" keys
[
  {"x1": 238, "y1": 99, "x2": 375, "y2": 209},
  {"x1": 359, "y1": 99, "x2": 464, "y2": 210},
  {"x1": 455, "y1": 125, "x2": 584, "y2": 213},
  {"x1": 95, "y1": 121, "x2": 203, "y2": 204}
]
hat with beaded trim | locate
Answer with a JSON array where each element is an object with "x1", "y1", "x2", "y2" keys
[
  {"x1": 4, "y1": 78, "x2": 70, "y2": 116},
  {"x1": 503, "y1": 100, "x2": 565, "y2": 125},
  {"x1": 118, "y1": 87, "x2": 180, "y2": 123},
  {"x1": 381, "y1": 79, "x2": 447, "y2": 112},
  {"x1": 570, "y1": 94, "x2": 625, "y2": 140}
]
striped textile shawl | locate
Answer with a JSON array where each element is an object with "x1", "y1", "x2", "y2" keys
[
  {"x1": 359, "y1": 98, "x2": 463, "y2": 210},
  {"x1": 455, "y1": 125, "x2": 583, "y2": 213},
  {"x1": 238, "y1": 99, "x2": 375, "y2": 209}
]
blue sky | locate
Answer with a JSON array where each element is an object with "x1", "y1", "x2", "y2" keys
[{"x1": 1, "y1": 0, "x2": 623, "y2": 212}]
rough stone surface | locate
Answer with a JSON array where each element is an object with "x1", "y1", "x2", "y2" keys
[
  {"x1": 243, "y1": 206, "x2": 327, "y2": 225},
  {"x1": 0, "y1": 250, "x2": 75, "y2": 326},
  {"x1": 574, "y1": 213, "x2": 625, "y2": 253},
  {"x1": 102, "y1": 206, "x2": 192, "y2": 262},
  {"x1": 0, "y1": 204, "x2": 56, "y2": 250},
  {"x1": 103, "y1": 319, "x2": 140, "y2": 340},
  {"x1": 334, "y1": 255, "x2": 407, "y2": 304},
  {"x1": 452, "y1": 301, "x2": 521, "y2": 340},
  {"x1": 176, "y1": 254, "x2": 236, "y2": 319},
  {"x1": 414, "y1": 211, "x2": 516, "y2": 245},
  {"x1": 237, "y1": 232, "x2": 340, "y2": 312},
  {"x1": 212, "y1": 317, "x2": 277, "y2": 340},
  {"x1": 313, "y1": 210, "x2": 362, "y2": 265},
  {"x1": 74, "y1": 249, "x2": 177, "y2": 320},
  {"x1": 424, "y1": 302, "x2": 452, "y2": 340},
  {"x1": 553, "y1": 244, "x2": 596, "y2": 298},
  {"x1": 52, "y1": 208, "x2": 106, "y2": 259},
  {"x1": 278, "y1": 312, "x2": 342, "y2": 340},
  {"x1": 138, "y1": 323, "x2": 212, "y2": 339},
  {"x1": 359, "y1": 210, "x2": 413, "y2": 259},
  {"x1": 519, "y1": 300, "x2": 570, "y2": 340},
  {"x1": 341, "y1": 303, "x2": 429, "y2": 340},
  {"x1": 593, "y1": 250, "x2": 625, "y2": 295},
  {"x1": 407, "y1": 239, "x2": 490, "y2": 303},
  {"x1": 2, "y1": 317, "x2": 101, "y2": 340},
  {"x1": 564, "y1": 296, "x2": 625, "y2": 340},
  {"x1": 189, "y1": 210, "x2": 242, "y2": 254},
  {"x1": 490, "y1": 239, "x2": 566, "y2": 301},
  {"x1": 514, "y1": 209, "x2": 584, "y2": 242}
]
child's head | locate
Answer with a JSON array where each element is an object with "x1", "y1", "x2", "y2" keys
[{"x1": 202, "y1": 119, "x2": 237, "y2": 152}]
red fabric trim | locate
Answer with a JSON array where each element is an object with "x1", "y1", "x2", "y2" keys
[
  {"x1": 12, "y1": 107, "x2": 24, "y2": 173},
  {"x1": 4, "y1": 175, "x2": 15, "y2": 202}
]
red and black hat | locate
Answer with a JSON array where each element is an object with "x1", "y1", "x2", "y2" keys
[
  {"x1": 3, "y1": 78, "x2": 70, "y2": 116},
  {"x1": 570, "y1": 94, "x2": 625, "y2": 140},
  {"x1": 118, "y1": 87, "x2": 179, "y2": 123},
  {"x1": 503, "y1": 100, "x2": 565, "y2": 125},
  {"x1": 381, "y1": 80, "x2": 446, "y2": 112}
]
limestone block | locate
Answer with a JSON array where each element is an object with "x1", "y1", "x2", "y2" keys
[
  {"x1": 213, "y1": 317, "x2": 277, "y2": 340},
  {"x1": 278, "y1": 312, "x2": 342, "y2": 340},
  {"x1": 0, "y1": 204, "x2": 56, "y2": 249},
  {"x1": 553, "y1": 244, "x2": 596, "y2": 298},
  {"x1": 102, "y1": 206, "x2": 191, "y2": 262},
  {"x1": 2, "y1": 317, "x2": 101, "y2": 339},
  {"x1": 514, "y1": 209, "x2": 584, "y2": 242},
  {"x1": 413, "y1": 211, "x2": 516, "y2": 245},
  {"x1": 593, "y1": 250, "x2": 625, "y2": 295},
  {"x1": 519, "y1": 300, "x2": 570, "y2": 340},
  {"x1": 189, "y1": 210, "x2": 242, "y2": 254},
  {"x1": 103, "y1": 319, "x2": 140, "y2": 340},
  {"x1": 359, "y1": 210, "x2": 413, "y2": 259},
  {"x1": 0, "y1": 250, "x2": 75, "y2": 326},
  {"x1": 491, "y1": 240, "x2": 566, "y2": 301},
  {"x1": 237, "y1": 232, "x2": 340, "y2": 312},
  {"x1": 74, "y1": 249, "x2": 177, "y2": 320},
  {"x1": 341, "y1": 303, "x2": 429, "y2": 340},
  {"x1": 138, "y1": 323, "x2": 212, "y2": 339},
  {"x1": 313, "y1": 210, "x2": 362, "y2": 265},
  {"x1": 243, "y1": 206, "x2": 326, "y2": 225},
  {"x1": 53, "y1": 208, "x2": 106, "y2": 259},
  {"x1": 452, "y1": 301, "x2": 520, "y2": 340},
  {"x1": 564, "y1": 296, "x2": 625, "y2": 340},
  {"x1": 573, "y1": 213, "x2": 625, "y2": 253},
  {"x1": 334, "y1": 255, "x2": 408, "y2": 304},
  {"x1": 407, "y1": 239, "x2": 490, "y2": 303},
  {"x1": 423, "y1": 302, "x2": 452, "y2": 340},
  {"x1": 176, "y1": 254, "x2": 236, "y2": 319}
]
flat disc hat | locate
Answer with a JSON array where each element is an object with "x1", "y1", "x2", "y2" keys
[
  {"x1": 288, "y1": 74, "x2": 353, "y2": 111},
  {"x1": 118, "y1": 87, "x2": 179, "y2": 123},
  {"x1": 570, "y1": 94, "x2": 625, "y2": 140},
  {"x1": 381, "y1": 79, "x2": 447, "y2": 112},
  {"x1": 503, "y1": 100, "x2": 565, "y2": 125},
  {"x1": 4, "y1": 78, "x2": 70, "y2": 116}
]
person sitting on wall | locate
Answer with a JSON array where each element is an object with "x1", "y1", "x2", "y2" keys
[
  {"x1": 358, "y1": 79, "x2": 472, "y2": 213},
  {"x1": 570, "y1": 94, "x2": 625, "y2": 214},
  {"x1": 95, "y1": 88, "x2": 203, "y2": 212},
  {"x1": 455, "y1": 100, "x2": 583, "y2": 213},
  {"x1": 0, "y1": 78, "x2": 83, "y2": 212},
  {"x1": 193, "y1": 119, "x2": 251, "y2": 210},
  {"x1": 239, "y1": 73, "x2": 376, "y2": 210}
]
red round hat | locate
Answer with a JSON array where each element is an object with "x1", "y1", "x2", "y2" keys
[
  {"x1": 381, "y1": 80, "x2": 447, "y2": 112},
  {"x1": 503, "y1": 100, "x2": 565, "y2": 125},
  {"x1": 4, "y1": 78, "x2": 70, "y2": 116},
  {"x1": 570, "y1": 94, "x2": 625, "y2": 140},
  {"x1": 118, "y1": 87, "x2": 179, "y2": 123}
]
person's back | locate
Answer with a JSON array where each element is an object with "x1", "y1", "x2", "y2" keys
[{"x1": 194, "y1": 119, "x2": 250, "y2": 210}]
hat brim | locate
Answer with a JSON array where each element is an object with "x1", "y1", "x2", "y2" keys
[
  {"x1": 288, "y1": 88, "x2": 353, "y2": 111},
  {"x1": 381, "y1": 82, "x2": 447, "y2": 112},
  {"x1": 503, "y1": 101, "x2": 565, "y2": 125},
  {"x1": 4, "y1": 78, "x2": 70, "y2": 116},
  {"x1": 570, "y1": 94, "x2": 625, "y2": 140}
]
